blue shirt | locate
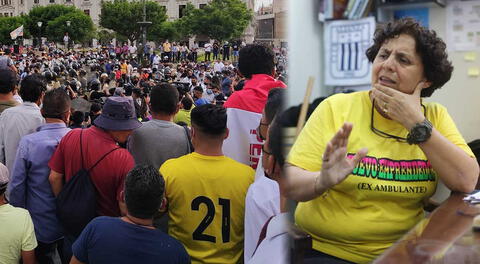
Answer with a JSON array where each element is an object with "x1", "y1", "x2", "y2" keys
[
  {"x1": 195, "y1": 98, "x2": 209, "y2": 106},
  {"x1": 8, "y1": 123, "x2": 71, "y2": 243},
  {"x1": 73, "y1": 216, "x2": 190, "y2": 264}
]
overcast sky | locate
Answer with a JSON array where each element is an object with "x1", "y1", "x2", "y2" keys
[{"x1": 254, "y1": 0, "x2": 273, "y2": 11}]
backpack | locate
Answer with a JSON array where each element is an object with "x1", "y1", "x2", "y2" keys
[{"x1": 56, "y1": 129, "x2": 120, "y2": 237}]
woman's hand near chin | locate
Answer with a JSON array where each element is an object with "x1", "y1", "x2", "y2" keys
[{"x1": 370, "y1": 81, "x2": 426, "y2": 130}]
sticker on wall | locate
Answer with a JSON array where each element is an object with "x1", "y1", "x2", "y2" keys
[{"x1": 324, "y1": 16, "x2": 375, "y2": 86}]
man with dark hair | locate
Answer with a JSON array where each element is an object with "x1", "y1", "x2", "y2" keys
[
  {"x1": 160, "y1": 104, "x2": 254, "y2": 264},
  {"x1": 0, "y1": 69, "x2": 19, "y2": 114},
  {"x1": 174, "y1": 95, "x2": 194, "y2": 126},
  {"x1": 8, "y1": 89, "x2": 71, "y2": 263},
  {"x1": 128, "y1": 83, "x2": 190, "y2": 170},
  {"x1": 244, "y1": 88, "x2": 285, "y2": 262},
  {"x1": 193, "y1": 86, "x2": 209, "y2": 106},
  {"x1": 223, "y1": 44, "x2": 286, "y2": 169},
  {"x1": 247, "y1": 110, "x2": 289, "y2": 264},
  {"x1": 0, "y1": 74, "x2": 45, "y2": 179},
  {"x1": 48, "y1": 97, "x2": 141, "y2": 262},
  {"x1": 0, "y1": 163, "x2": 37, "y2": 264},
  {"x1": 69, "y1": 111, "x2": 85, "y2": 129},
  {"x1": 70, "y1": 164, "x2": 190, "y2": 264}
]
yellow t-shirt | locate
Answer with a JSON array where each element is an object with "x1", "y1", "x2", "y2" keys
[
  {"x1": 287, "y1": 91, "x2": 474, "y2": 263},
  {"x1": 161, "y1": 152, "x2": 254, "y2": 264},
  {"x1": 0, "y1": 204, "x2": 37, "y2": 264},
  {"x1": 174, "y1": 109, "x2": 191, "y2": 126},
  {"x1": 120, "y1": 63, "x2": 128, "y2": 75},
  {"x1": 163, "y1": 42, "x2": 172, "y2": 53}
]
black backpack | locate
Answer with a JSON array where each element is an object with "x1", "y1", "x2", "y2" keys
[{"x1": 56, "y1": 129, "x2": 120, "y2": 237}]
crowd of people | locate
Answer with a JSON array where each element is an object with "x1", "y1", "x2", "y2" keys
[
  {"x1": 2, "y1": 16, "x2": 474, "y2": 264},
  {"x1": 0, "y1": 42, "x2": 288, "y2": 264}
]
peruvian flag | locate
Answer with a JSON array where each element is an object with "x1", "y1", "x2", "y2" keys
[{"x1": 223, "y1": 74, "x2": 286, "y2": 169}]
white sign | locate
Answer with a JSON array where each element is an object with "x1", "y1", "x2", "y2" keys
[{"x1": 324, "y1": 17, "x2": 375, "y2": 86}]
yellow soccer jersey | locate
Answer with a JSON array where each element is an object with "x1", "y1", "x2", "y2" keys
[
  {"x1": 160, "y1": 152, "x2": 255, "y2": 264},
  {"x1": 287, "y1": 91, "x2": 474, "y2": 263}
]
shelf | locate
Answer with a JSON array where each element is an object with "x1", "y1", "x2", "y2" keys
[
  {"x1": 376, "y1": 0, "x2": 445, "y2": 23},
  {"x1": 377, "y1": 0, "x2": 446, "y2": 9}
]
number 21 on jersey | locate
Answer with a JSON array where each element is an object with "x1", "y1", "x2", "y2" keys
[{"x1": 191, "y1": 196, "x2": 230, "y2": 243}]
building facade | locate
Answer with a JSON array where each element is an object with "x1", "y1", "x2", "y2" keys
[
  {"x1": 2, "y1": 0, "x2": 213, "y2": 24},
  {"x1": 2, "y1": 0, "x2": 275, "y2": 45},
  {"x1": 254, "y1": 0, "x2": 287, "y2": 47}
]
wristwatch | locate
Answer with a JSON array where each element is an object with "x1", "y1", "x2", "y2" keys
[{"x1": 407, "y1": 119, "x2": 433, "y2": 145}]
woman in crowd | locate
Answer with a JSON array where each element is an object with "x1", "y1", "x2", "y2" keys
[{"x1": 282, "y1": 18, "x2": 479, "y2": 264}]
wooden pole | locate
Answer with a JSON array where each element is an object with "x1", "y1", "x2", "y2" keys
[{"x1": 295, "y1": 76, "x2": 315, "y2": 139}]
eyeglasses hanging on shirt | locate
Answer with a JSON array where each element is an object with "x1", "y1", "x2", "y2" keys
[{"x1": 370, "y1": 99, "x2": 427, "y2": 143}]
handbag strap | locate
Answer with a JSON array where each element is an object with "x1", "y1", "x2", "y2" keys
[
  {"x1": 80, "y1": 129, "x2": 84, "y2": 169},
  {"x1": 87, "y1": 147, "x2": 121, "y2": 172},
  {"x1": 183, "y1": 125, "x2": 193, "y2": 153},
  {"x1": 80, "y1": 128, "x2": 121, "y2": 172}
]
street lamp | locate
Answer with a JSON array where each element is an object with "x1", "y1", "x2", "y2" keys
[
  {"x1": 37, "y1": 21, "x2": 42, "y2": 48},
  {"x1": 65, "y1": 20, "x2": 71, "y2": 50},
  {"x1": 137, "y1": 0, "x2": 151, "y2": 65}
]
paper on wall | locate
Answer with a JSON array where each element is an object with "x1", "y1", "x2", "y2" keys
[
  {"x1": 446, "y1": 1, "x2": 480, "y2": 51},
  {"x1": 464, "y1": 52, "x2": 477, "y2": 62},
  {"x1": 468, "y1": 67, "x2": 480, "y2": 77}
]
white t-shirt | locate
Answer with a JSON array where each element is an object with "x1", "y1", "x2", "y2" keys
[
  {"x1": 247, "y1": 213, "x2": 289, "y2": 264},
  {"x1": 214, "y1": 62, "x2": 224, "y2": 73},
  {"x1": 129, "y1": 46, "x2": 137, "y2": 54},
  {"x1": 244, "y1": 159, "x2": 281, "y2": 262},
  {"x1": 204, "y1": 43, "x2": 212, "y2": 52}
]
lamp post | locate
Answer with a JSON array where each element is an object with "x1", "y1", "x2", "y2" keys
[
  {"x1": 65, "y1": 20, "x2": 71, "y2": 50},
  {"x1": 37, "y1": 21, "x2": 42, "y2": 49},
  {"x1": 137, "y1": 0, "x2": 151, "y2": 65}
]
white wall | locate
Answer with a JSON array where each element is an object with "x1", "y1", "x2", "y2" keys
[
  {"x1": 426, "y1": 6, "x2": 480, "y2": 142},
  {"x1": 287, "y1": 0, "x2": 329, "y2": 106}
]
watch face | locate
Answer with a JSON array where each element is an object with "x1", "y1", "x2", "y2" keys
[
  {"x1": 415, "y1": 126, "x2": 429, "y2": 139},
  {"x1": 410, "y1": 121, "x2": 432, "y2": 144}
]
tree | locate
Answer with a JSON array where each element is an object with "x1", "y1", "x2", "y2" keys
[
  {"x1": 100, "y1": 0, "x2": 167, "y2": 43},
  {"x1": 97, "y1": 29, "x2": 116, "y2": 45},
  {"x1": 180, "y1": 0, "x2": 253, "y2": 42},
  {"x1": 26, "y1": 5, "x2": 94, "y2": 43},
  {"x1": 45, "y1": 12, "x2": 95, "y2": 43},
  {"x1": 0, "y1": 16, "x2": 30, "y2": 45}
]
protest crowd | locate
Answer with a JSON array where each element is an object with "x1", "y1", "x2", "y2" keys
[{"x1": 0, "y1": 41, "x2": 288, "y2": 264}]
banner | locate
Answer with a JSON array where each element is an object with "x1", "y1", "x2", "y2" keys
[
  {"x1": 324, "y1": 17, "x2": 375, "y2": 86},
  {"x1": 10, "y1": 25, "x2": 24, "y2": 40}
]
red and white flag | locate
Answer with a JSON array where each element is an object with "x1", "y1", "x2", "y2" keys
[
  {"x1": 223, "y1": 74, "x2": 286, "y2": 169},
  {"x1": 10, "y1": 25, "x2": 24, "y2": 40}
]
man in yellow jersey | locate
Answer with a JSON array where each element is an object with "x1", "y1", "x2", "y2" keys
[{"x1": 160, "y1": 104, "x2": 254, "y2": 264}]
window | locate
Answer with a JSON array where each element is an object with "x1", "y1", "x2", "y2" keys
[
  {"x1": 199, "y1": 4, "x2": 207, "y2": 9},
  {"x1": 84, "y1": 9, "x2": 90, "y2": 16},
  {"x1": 179, "y1": 5, "x2": 186, "y2": 18},
  {"x1": 34, "y1": 0, "x2": 39, "y2": 3},
  {"x1": 21, "y1": 0, "x2": 23, "y2": 4},
  {"x1": 50, "y1": 0, "x2": 55, "y2": 3}
]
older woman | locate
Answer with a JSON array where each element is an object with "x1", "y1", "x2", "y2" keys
[{"x1": 283, "y1": 18, "x2": 479, "y2": 263}]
